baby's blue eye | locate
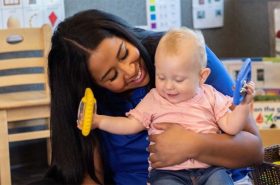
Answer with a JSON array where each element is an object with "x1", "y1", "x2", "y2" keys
[
  {"x1": 175, "y1": 79, "x2": 184, "y2": 82},
  {"x1": 157, "y1": 75, "x2": 165, "y2": 80}
]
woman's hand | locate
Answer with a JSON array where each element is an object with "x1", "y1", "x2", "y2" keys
[{"x1": 148, "y1": 123, "x2": 202, "y2": 168}]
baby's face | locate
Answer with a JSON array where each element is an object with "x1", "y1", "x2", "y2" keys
[{"x1": 155, "y1": 48, "x2": 201, "y2": 104}]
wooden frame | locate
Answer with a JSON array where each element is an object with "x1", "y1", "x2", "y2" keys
[
  {"x1": 0, "y1": 24, "x2": 51, "y2": 185},
  {"x1": 268, "y1": 1, "x2": 280, "y2": 56}
]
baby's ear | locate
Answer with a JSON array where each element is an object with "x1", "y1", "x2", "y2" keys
[{"x1": 200, "y1": 68, "x2": 211, "y2": 85}]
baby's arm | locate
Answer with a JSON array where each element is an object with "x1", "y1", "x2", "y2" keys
[
  {"x1": 94, "y1": 114, "x2": 146, "y2": 135},
  {"x1": 218, "y1": 81, "x2": 255, "y2": 135}
]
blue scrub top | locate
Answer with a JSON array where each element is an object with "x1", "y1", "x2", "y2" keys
[{"x1": 97, "y1": 47, "x2": 245, "y2": 185}]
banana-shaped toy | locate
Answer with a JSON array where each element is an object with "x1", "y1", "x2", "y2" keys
[{"x1": 77, "y1": 88, "x2": 96, "y2": 136}]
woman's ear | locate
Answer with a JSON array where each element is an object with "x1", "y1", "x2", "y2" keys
[{"x1": 200, "y1": 68, "x2": 211, "y2": 85}]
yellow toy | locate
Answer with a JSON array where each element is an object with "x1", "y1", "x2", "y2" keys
[
  {"x1": 77, "y1": 88, "x2": 96, "y2": 136},
  {"x1": 272, "y1": 161, "x2": 280, "y2": 165}
]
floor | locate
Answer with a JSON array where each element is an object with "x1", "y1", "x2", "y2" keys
[
  {"x1": 12, "y1": 164, "x2": 49, "y2": 185},
  {"x1": 9, "y1": 139, "x2": 49, "y2": 185}
]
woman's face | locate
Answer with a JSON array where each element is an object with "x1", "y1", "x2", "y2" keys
[{"x1": 88, "y1": 37, "x2": 150, "y2": 93}]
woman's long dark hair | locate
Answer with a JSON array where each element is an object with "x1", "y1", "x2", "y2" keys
[{"x1": 46, "y1": 9, "x2": 162, "y2": 184}]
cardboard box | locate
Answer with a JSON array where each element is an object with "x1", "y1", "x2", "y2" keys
[
  {"x1": 253, "y1": 101, "x2": 280, "y2": 146},
  {"x1": 259, "y1": 128, "x2": 280, "y2": 147},
  {"x1": 252, "y1": 101, "x2": 280, "y2": 129}
]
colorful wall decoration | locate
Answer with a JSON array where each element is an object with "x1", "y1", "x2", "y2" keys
[
  {"x1": 0, "y1": 0, "x2": 65, "y2": 29},
  {"x1": 146, "y1": 0, "x2": 181, "y2": 32}
]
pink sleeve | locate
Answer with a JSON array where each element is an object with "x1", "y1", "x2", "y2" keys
[
  {"x1": 126, "y1": 91, "x2": 155, "y2": 129},
  {"x1": 210, "y1": 87, "x2": 233, "y2": 121}
]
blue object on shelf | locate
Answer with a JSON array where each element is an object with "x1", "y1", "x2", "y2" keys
[{"x1": 233, "y1": 58, "x2": 252, "y2": 105}]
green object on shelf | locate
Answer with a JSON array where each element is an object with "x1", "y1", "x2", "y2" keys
[
  {"x1": 262, "y1": 57, "x2": 280, "y2": 63},
  {"x1": 254, "y1": 95, "x2": 280, "y2": 101}
]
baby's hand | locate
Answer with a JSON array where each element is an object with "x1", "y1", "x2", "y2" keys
[
  {"x1": 76, "y1": 119, "x2": 83, "y2": 131},
  {"x1": 76, "y1": 113, "x2": 99, "y2": 131},
  {"x1": 241, "y1": 81, "x2": 255, "y2": 105}
]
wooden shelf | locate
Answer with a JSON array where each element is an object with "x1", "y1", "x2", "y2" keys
[{"x1": 259, "y1": 128, "x2": 280, "y2": 147}]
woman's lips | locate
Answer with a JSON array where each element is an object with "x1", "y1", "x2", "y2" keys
[
  {"x1": 129, "y1": 61, "x2": 145, "y2": 84},
  {"x1": 132, "y1": 67, "x2": 142, "y2": 82}
]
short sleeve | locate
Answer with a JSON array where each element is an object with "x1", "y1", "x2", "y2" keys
[
  {"x1": 126, "y1": 90, "x2": 155, "y2": 128},
  {"x1": 210, "y1": 86, "x2": 233, "y2": 121}
]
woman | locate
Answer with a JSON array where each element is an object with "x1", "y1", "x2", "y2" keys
[{"x1": 44, "y1": 9, "x2": 262, "y2": 185}]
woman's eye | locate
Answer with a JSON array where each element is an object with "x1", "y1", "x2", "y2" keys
[
  {"x1": 119, "y1": 49, "x2": 128, "y2": 61},
  {"x1": 110, "y1": 71, "x2": 118, "y2": 81}
]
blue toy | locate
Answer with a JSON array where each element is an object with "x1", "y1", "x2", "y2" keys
[{"x1": 233, "y1": 58, "x2": 252, "y2": 105}]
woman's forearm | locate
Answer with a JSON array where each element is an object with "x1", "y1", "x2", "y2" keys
[{"x1": 196, "y1": 113, "x2": 263, "y2": 168}]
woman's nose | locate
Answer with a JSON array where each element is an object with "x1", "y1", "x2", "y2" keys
[{"x1": 119, "y1": 61, "x2": 135, "y2": 80}]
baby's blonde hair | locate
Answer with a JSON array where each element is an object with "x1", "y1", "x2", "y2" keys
[{"x1": 157, "y1": 27, "x2": 207, "y2": 68}]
